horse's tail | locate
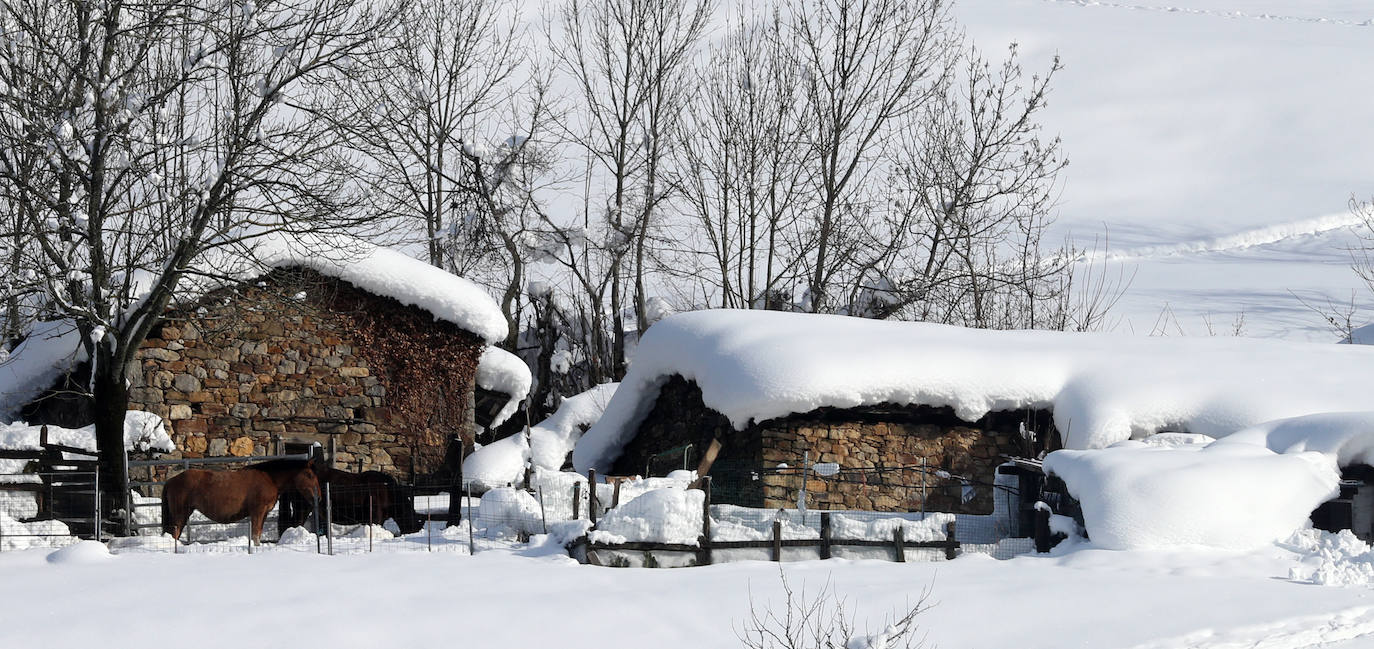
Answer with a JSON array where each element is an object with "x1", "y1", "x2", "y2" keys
[{"x1": 160, "y1": 488, "x2": 173, "y2": 536}]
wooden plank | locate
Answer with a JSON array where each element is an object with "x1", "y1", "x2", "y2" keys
[
  {"x1": 894, "y1": 526, "x2": 905, "y2": 562},
  {"x1": 699, "y1": 476, "x2": 712, "y2": 566},
  {"x1": 588, "y1": 469, "x2": 598, "y2": 525},
  {"x1": 571, "y1": 482, "x2": 582, "y2": 520}
]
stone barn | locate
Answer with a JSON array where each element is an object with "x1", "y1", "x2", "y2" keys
[
  {"x1": 572, "y1": 309, "x2": 1374, "y2": 516},
  {"x1": 3, "y1": 236, "x2": 510, "y2": 481}
]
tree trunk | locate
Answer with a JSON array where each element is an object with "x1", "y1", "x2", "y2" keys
[{"x1": 92, "y1": 351, "x2": 130, "y2": 536}]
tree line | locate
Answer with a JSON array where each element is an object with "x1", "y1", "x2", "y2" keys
[{"x1": 0, "y1": 0, "x2": 1107, "y2": 504}]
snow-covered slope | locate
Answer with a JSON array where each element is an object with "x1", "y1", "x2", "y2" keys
[{"x1": 573, "y1": 310, "x2": 1374, "y2": 471}]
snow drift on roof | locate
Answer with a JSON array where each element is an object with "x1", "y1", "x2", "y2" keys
[
  {"x1": 476, "y1": 347, "x2": 532, "y2": 429},
  {"x1": 573, "y1": 309, "x2": 1374, "y2": 472},
  {"x1": 229, "y1": 234, "x2": 507, "y2": 344},
  {"x1": 0, "y1": 234, "x2": 506, "y2": 422}
]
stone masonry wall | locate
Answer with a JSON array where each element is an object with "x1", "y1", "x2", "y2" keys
[
  {"x1": 614, "y1": 376, "x2": 1048, "y2": 513},
  {"x1": 126, "y1": 268, "x2": 484, "y2": 479}
]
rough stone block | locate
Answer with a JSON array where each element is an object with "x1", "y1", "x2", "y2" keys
[
  {"x1": 228, "y1": 437, "x2": 254, "y2": 456},
  {"x1": 172, "y1": 373, "x2": 201, "y2": 393},
  {"x1": 338, "y1": 367, "x2": 370, "y2": 378},
  {"x1": 208, "y1": 438, "x2": 228, "y2": 456},
  {"x1": 168, "y1": 404, "x2": 193, "y2": 420}
]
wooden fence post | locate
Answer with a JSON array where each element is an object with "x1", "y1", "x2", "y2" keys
[
  {"x1": 945, "y1": 520, "x2": 959, "y2": 560},
  {"x1": 588, "y1": 469, "x2": 598, "y2": 525},
  {"x1": 611, "y1": 479, "x2": 622, "y2": 509},
  {"x1": 699, "y1": 476, "x2": 712, "y2": 566},
  {"x1": 572, "y1": 482, "x2": 582, "y2": 520},
  {"x1": 893, "y1": 526, "x2": 905, "y2": 562},
  {"x1": 772, "y1": 520, "x2": 782, "y2": 562},
  {"x1": 820, "y1": 513, "x2": 832, "y2": 560}
]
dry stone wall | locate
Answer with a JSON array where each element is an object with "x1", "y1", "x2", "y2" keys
[
  {"x1": 126, "y1": 268, "x2": 484, "y2": 478},
  {"x1": 615, "y1": 375, "x2": 1045, "y2": 513}
]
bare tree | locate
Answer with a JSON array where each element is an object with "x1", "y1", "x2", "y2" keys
[
  {"x1": 675, "y1": 6, "x2": 809, "y2": 310},
  {"x1": 789, "y1": 0, "x2": 955, "y2": 313},
  {"x1": 875, "y1": 44, "x2": 1071, "y2": 328},
  {"x1": 739, "y1": 568, "x2": 932, "y2": 649},
  {"x1": 0, "y1": 0, "x2": 401, "y2": 523},
  {"x1": 550, "y1": 0, "x2": 713, "y2": 377},
  {"x1": 333, "y1": 0, "x2": 521, "y2": 267}
]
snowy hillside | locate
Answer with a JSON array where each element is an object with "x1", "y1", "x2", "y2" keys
[{"x1": 953, "y1": 0, "x2": 1374, "y2": 338}]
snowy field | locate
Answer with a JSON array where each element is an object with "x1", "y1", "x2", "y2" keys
[
  {"x1": 3, "y1": 533, "x2": 1374, "y2": 649},
  {"x1": 950, "y1": 0, "x2": 1374, "y2": 339}
]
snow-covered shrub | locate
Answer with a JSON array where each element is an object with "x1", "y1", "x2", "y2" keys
[{"x1": 589, "y1": 488, "x2": 704, "y2": 546}]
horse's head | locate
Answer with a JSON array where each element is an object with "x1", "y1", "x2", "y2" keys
[{"x1": 294, "y1": 461, "x2": 322, "y2": 502}]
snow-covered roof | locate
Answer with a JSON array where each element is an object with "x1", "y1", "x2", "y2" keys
[
  {"x1": 476, "y1": 347, "x2": 532, "y2": 429},
  {"x1": 573, "y1": 309, "x2": 1374, "y2": 472},
  {"x1": 0, "y1": 234, "x2": 506, "y2": 422},
  {"x1": 225, "y1": 234, "x2": 507, "y2": 344}
]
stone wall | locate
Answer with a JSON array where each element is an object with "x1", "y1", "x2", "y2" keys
[
  {"x1": 126, "y1": 268, "x2": 484, "y2": 479},
  {"x1": 612, "y1": 375, "x2": 1052, "y2": 513}
]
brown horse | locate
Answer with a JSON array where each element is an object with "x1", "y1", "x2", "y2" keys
[
  {"x1": 275, "y1": 464, "x2": 422, "y2": 535},
  {"x1": 161, "y1": 460, "x2": 321, "y2": 544}
]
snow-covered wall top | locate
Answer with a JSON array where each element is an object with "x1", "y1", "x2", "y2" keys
[
  {"x1": 0, "y1": 234, "x2": 506, "y2": 422},
  {"x1": 476, "y1": 347, "x2": 532, "y2": 429},
  {"x1": 573, "y1": 309, "x2": 1374, "y2": 472}
]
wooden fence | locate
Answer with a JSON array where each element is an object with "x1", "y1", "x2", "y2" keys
[{"x1": 569, "y1": 475, "x2": 961, "y2": 567}]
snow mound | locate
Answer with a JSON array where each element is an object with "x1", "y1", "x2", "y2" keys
[
  {"x1": 574, "y1": 310, "x2": 1374, "y2": 471},
  {"x1": 463, "y1": 433, "x2": 529, "y2": 491},
  {"x1": 476, "y1": 347, "x2": 532, "y2": 428},
  {"x1": 46, "y1": 540, "x2": 112, "y2": 564},
  {"x1": 0, "y1": 320, "x2": 82, "y2": 422},
  {"x1": 1044, "y1": 440, "x2": 1340, "y2": 550},
  {"x1": 1211, "y1": 412, "x2": 1374, "y2": 467},
  {"x1": 277, "y1": 526, "x2": 316, "y2": 545},
  {"x1": 589, "y1": 488, "x2": 704, "y2": 546},
  {"x1": 479, "y1": 487, "x2": 544, "y2": 536},
  {"x1": 1284, "y1": 529, "x2": 1374, "y2": 587},
  {"x1": 530, "y1": 383, "x2": 617, "y2": 471},
  {"x1": 1, "y1": 511, "x2": 73, "y2": 551}
]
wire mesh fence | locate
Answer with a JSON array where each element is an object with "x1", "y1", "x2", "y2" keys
[{"x1": 0, "y1": 471, "x2": 99, "y2": 551}]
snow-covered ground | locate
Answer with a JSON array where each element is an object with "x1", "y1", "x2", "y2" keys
[
  {"x1": 3, "y1": 532, "x2": 1374, "y2": 649},
  {"x1": 954, "y1": 0, "x2": 1374, "y2": 339}
]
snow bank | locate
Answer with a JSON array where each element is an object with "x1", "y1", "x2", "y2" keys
[
  {"x1": 830, "y1": 512, "x2": 955, "y2": 543},
  {"x1": 0, "y1": 511, "x2": 73, "y2": 551},
  {"x1": 588, "y1": 488, "x2": 704, "y2": 546},
  {"x1": 530, "y1": 383, "x2": 616, "y2": 471},
  {"x1": 574, "y1": 310, "x2": 1374, "y2": 471},
  {"x1": 476, "y1": 347, "x2": 532, "y2": 428},
  {"x1": 1210, "y1": 412, "x2": 1374, "y2": 467},
  {"x1": 1044, "y1": 441, "x2": 1339, "y2": 550}
]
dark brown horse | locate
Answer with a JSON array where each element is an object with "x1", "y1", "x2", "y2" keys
[
  {"x1": 275, "y1": 464, "x2": 422, "y2": 535},
  {"x1": 161, "y1": 460, "x2": 321, "y2": 544}
]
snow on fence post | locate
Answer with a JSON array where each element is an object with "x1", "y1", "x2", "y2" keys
[
  {"x1": 588, "y1": 469, "x2": 598, "y2": 525},
  {"x1": 772, "y1": 521, "x2": 782, "y2": 562},
  {"x1": 818, "y1": 514, "x2": 829, "y2": 561},
  {"x1": 571, "y1": 482, "x2": 582, "y2": 520},
  {"x1": 945, "y1": 521, "x2": 959, "y2": 560},
  {"x1": 893, "y1": 526, "x2": 905, "y2": 562}
]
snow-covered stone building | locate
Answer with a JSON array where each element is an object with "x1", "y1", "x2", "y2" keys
[
  {"x1": 574, "y1": 310, "x2": 1374, "y2": 518},
  {"x1": 2, "y1": 236, "x2": 513, "y2": 479}
]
